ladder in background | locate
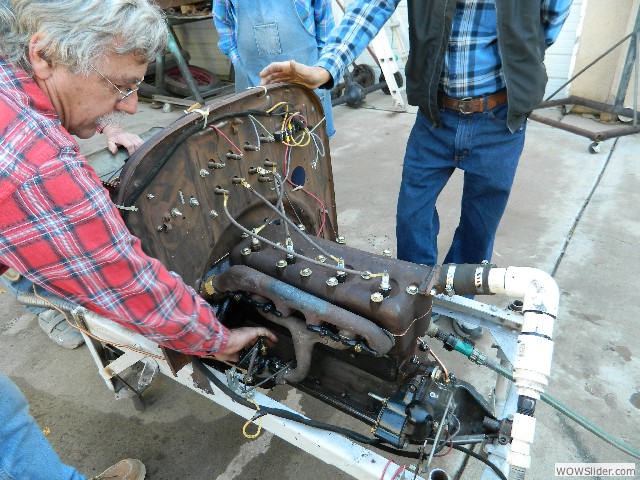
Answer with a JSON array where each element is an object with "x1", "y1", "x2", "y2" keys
[
  {"x1": 333, "y1": 1, "x2": 409, "y2": 110},
  {"x1": 369, "y1": 9, "x2": 409, "y2": 110}
]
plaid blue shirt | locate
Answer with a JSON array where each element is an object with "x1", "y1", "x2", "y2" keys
[
  {"x1": 317, "y1": 0, "x2": 572, "y2": 97},
  {"x1": 213, "y1": 0, "x2": 335, "y2": 66}
]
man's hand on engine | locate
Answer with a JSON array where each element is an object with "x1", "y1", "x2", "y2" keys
[
  {"x1": 213, "y1": 327, "x2": 277, "y2": 363},
  {"x1": 103, "y1": 124, "x2": 144, "y2": 156},
  {"x1": 259, "y1": 60, "x2": 331, "y2": 90}
]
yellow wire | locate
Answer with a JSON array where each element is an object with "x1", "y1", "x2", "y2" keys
[
  {"x1": 242, "y1": 399, "x2": 263, "y2": 439},
  {"x1": 248, "y1": 115, "x2": 274, "y2": 138},
  {"x1": 266, "y1": 101, "x2": 288, "y2": 114}
]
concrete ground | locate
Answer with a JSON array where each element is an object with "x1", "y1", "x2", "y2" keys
[{"x1": 1, "y1": 90, "x2": 639, "y2": 480}]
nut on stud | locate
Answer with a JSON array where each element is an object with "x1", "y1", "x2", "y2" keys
[
  {"x1": 240, "y1": 247, "x2": 252, "y2": 256},
  {"x1": 316, "y1": 255, "x2": 327, "y2": 263},
  {"x1": 326, "y1": 277, "x2": 339, "y2": 287},
  {"x1": 382, "y1": 249, "x2": 392, "y2": 257},
  {"x1": 300, "y1": 268, "x2": 312, "y2": 277},
  {"x1": 406, "y1": 285, "x2": 419, "y2": 295},
  {"x1": 335, "y1": 235, "x2": 346, "y2": 244},
  {"x1": 370, "y1": 292, "x2": 384, "y2": 303}
]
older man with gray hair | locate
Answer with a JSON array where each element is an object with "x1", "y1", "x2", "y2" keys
[{"x1": 0, "y1": 1, "x2": 276, "y2": 479}]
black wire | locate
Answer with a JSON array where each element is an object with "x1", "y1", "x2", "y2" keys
[
  {"x1": 453, "y1": 445, "x2": 508, "y2": 480},
  {"x1": 210, "y1": 133, "x2": 225, "y2": 165},
  {"x1": 100, "y1": 166, "x2": 123, "y2": 182},
  {"x1": 371, "y1": 437, "x2": 485, "y2": 459}
]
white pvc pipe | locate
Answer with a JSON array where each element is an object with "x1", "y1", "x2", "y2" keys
[{"x1": 486, "y1": 267, "x2": 560, "y2": 472}]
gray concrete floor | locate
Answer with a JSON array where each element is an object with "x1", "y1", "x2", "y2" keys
[{"x1": 1, "y1": 91, "x2": 639, "y2": 479}]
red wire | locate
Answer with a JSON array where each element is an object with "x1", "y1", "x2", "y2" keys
[
  {"x1": 286, "y1": 179, "x2": 327, "y2": 237},
  {"x1": 380, "y1": 458, "x2": 394, "y2": 480},
  {"x1": 390, "y1": 464, "x2": 406, "y2": 480},
  {"x1": 210, "y1": 125, "x2": 243, "y2": 153},
  {"x1": 287, "y1": 111, "x2": 308, "y2": 127},
  {"x1": 282, "y1": 146, "x2": 328, "y2": 237},
  {"x1": 435, "y1": 437, "x2": 454, "y2": 457}
]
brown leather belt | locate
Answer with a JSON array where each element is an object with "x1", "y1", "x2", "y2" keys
[{"x1": 438, "y1": 90, "x2": 508, "y2": 114}]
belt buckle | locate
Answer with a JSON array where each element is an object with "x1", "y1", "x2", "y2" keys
[{"x1": 458, "y1": 97, "x2": 474, "y2": 114}]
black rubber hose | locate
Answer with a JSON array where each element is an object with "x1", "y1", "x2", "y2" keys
[
  {"x1": 454, "y1": 445, "x2": 508, "y2": 480},
  {"x1": 435, "y1": 264, "x2": 494, "y2": 296}
]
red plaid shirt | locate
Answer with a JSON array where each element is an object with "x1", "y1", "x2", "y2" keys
[{"x1": 0, "y1": 59, "x2": 229, "y2": 355}]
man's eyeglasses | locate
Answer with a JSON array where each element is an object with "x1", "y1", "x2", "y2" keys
[{"x1": 91, "y1": 65, "x2": 143, "y2": 102}]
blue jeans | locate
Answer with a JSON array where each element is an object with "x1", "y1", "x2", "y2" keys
[
  {"x1": 396, "y1": 103, "x2": 526, "y2": 266},
  {"x1": 1, "y1": 275, "x2": 46, "y2": 314},
  {"x1": 0, "y1": 374, "x2": 84, "y2": 480}
]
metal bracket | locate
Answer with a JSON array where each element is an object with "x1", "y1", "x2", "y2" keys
[{"x1": 431, "y1": 294, "x2": 523, "y2": 364}]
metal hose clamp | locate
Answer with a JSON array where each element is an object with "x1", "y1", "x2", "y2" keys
[
  {"x1": 475, "y1": 266, "x2": 484, "y2": 294},
  {"x1": 445, "y1": 265, "x2": 456, "y2": 296}
]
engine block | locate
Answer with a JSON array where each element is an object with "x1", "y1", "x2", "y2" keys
[{"x1": 112, "y1": 84, "x2": 499, "y2": 450}]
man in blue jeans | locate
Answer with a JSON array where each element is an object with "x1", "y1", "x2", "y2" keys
[
  {"x1": 260, "y1": 0, "x2": 572, "y2": 339},
  {"x1": 0, "y1": 374, "x2": 145, "y2": 480}
]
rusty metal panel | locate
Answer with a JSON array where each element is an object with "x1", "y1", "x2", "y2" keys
[{"x1": 115, "y1": 84, "x2": 338, "y2": 288}]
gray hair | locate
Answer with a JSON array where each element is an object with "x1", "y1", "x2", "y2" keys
[{"x1": 0, "y1": 0, "x2": 167, "y2": 74}]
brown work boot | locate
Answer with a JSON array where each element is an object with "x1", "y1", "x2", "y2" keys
[{"x1": 90, "y1": 459, "x2": 146, "y2": 480}]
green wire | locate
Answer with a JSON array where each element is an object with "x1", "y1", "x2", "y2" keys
[{"x1": 483, "y1": 359, "x2": 640, "y2": 460}]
